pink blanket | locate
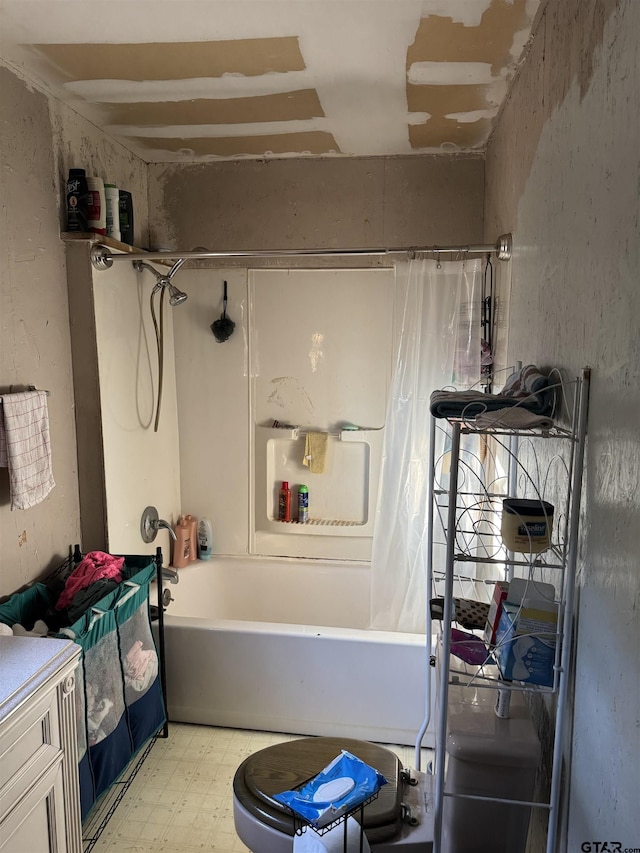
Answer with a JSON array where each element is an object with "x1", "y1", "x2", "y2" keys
[{"x1": 56, "y1": 551, "x2": 124, "y2": 611}]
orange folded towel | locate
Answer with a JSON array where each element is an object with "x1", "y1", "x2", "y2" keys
[{"x1": 303, "y1": 431, "x2": 329, "y2": 474}]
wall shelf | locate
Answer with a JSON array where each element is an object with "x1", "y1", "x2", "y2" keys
[
  {"x1": 252, "y1": 425, "x2": 384, "y2": 560},
  {"x1": 62, "y1": 233, "x2": 174, "y2": 266}
]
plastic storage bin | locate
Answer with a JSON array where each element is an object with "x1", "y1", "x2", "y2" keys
[{"x1": 501, "y1": 498, "x2": 554, "y2": 553}]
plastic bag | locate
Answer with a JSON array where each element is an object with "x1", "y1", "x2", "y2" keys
[
  {"x1": 450, "y1": 627, "x2": 492, "y2": 666},
  {"x1": 273, "y1": 750, "x2": 387, "y2": 829}
]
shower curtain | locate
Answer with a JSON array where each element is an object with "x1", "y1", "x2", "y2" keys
[{"x1": 370, "y1": 257, "x2": 482, "y2": 634}]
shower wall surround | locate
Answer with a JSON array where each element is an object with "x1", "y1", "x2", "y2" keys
[
  {"x1": 172, "y1": 267, "x2": 394, "y2": 561},
  {"x1": 250, "y1": 269, "x2": 393, "y2": 560},
  {"x1": 65, "y1": 240, "x2": 181, "y2": 558}
]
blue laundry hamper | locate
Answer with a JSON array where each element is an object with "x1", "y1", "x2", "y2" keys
[{"x1": 0, "y1": 553, "x2": 166, "y2": 820}]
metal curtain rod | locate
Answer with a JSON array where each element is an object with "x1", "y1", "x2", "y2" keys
[{"x1": 90, "y1": 233, "x2": 512, "y2": 270}]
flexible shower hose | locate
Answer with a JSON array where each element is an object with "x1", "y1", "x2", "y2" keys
[{"x1": 150, "y1": 284, "x2": 166, "y2": 433}]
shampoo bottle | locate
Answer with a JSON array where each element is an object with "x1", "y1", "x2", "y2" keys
[
  {"x1": 172, "y1": 516, "x2": 192, "y2": 568},
  {"x1": 104, "y1": 183, "x2": 121, "y2": 241},
  {"x1": 86, "y1": 176, "x2": 106, "y2": 235},
  {"x1": 198, "y1": 517, "x2": 213, "y2": 560},
  {"x1": 278, "y1": 481, "x2": 291, "y2": 522},
  {"x1": 65, "y1": 168, "x2": 89, "y2": 232},
  {"x1": 118, "y1": 190, "x2": 134, "y2": 244},
  {"x1": 184, "y1": 514, "x2": 197, "y2": 562}
]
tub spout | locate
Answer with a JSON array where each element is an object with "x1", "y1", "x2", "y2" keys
[{"x1": 162, "y1": 567, "x2": 179, "y2": 584}]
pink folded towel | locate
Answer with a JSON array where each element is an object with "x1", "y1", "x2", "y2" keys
[
  {"x1": 0, "y1": 390, "x2": 55, "y2": 510},
  {"x1": 124, "y1": 640, "x2": 155, "y2": 680},
  {"x1": 56, "y1": 551, "x2": 125, "y2": 611}
]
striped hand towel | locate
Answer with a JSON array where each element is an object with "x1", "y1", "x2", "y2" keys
[{"x1": 0, "y1": 390, "x2": 55, "y2": 510}]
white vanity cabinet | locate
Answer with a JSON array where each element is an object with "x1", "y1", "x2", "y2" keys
[{"x1": 0, "y1": 636, "x2": 82, "y2": 853}]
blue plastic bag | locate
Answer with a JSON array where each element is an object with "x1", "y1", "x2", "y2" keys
[{"x1": 273, "y1": 750, "x2": 387, "y2": 828}]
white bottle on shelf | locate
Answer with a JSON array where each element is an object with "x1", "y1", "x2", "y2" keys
[
  {"x1": 197, "y1": 518, "x2": 213, "y2": 560},
  {"x1": 86, "y1": 177, "x2": 106, "y2": 235},
  {"x1": 104, "y1": 183, "x2": 121, "y2": 241}
]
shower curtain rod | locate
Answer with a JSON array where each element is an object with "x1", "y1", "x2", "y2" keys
[{"x1": 90, "y1": 233, "x2": 512, "y2": 270}]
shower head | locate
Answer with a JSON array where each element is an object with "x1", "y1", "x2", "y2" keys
[
  {"x1": 133, "y1": 259, "x2": 188, "y2": 305},
  {"x1": 162, "y1": 247, "x2": 209, "y2": 302},
  {"x1": 167, "y1": 283, "x2": 188, "y2": 306}
]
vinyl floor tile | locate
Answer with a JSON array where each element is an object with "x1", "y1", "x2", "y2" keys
[{"x1": 83, "y1": 723, "x2": 432, "y2": 853}]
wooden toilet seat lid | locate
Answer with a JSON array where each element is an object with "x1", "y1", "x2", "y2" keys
[{"x1": 233, "y1": 737, "x2": 403, "y2": 840}]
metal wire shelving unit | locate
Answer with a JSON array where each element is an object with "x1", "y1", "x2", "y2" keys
[
  {"x1": 288, "y1": 790, "x2": 380, "y2": 853},
  {"x1": 428, "y1": 367, "x2": 590, "y2": 853}
]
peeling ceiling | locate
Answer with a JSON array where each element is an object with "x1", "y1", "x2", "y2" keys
[{"x1": 0, "y1": 0, "x2": 541, "y2": 163}]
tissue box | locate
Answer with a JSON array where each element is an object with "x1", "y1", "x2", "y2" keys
[{"x1": 494, "y1": 603, "x2": 558, "y2": 687}]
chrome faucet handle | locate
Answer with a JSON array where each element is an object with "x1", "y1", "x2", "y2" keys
[
  {"x1": 155, "y1": 518, "x2": 177, "y2": 540},
  {"x1": 141, "y1": 505, "x2": 177, "y2": 543}
]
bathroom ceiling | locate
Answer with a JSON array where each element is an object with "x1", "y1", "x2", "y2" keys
[{"x1": 0, "y1": 0, "x2": 541, "y2": 163}]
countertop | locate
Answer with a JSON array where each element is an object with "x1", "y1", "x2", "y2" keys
[{"x1": 0, "y1": 635, "x2": 80, "y2": 722}]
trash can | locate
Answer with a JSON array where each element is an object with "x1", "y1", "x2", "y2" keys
[{"x1": 442, "y1": 684, "x2": 540, "y2": 853}]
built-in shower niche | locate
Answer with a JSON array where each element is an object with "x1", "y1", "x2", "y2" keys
[{"x1": 252, "y1": 425, "x2": 384, "y2": 560}]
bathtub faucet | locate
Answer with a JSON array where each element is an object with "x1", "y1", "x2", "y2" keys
[
  {"x1": 140, "y1": 505, "x2": 177, "y2": 543},
  {"x1": 161, "y1": 567, "x2": 180, "y2": 584}
]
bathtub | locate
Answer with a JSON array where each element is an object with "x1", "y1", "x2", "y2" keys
[{"x1": 156, "y1": 556, "x2": 435, "y2": 747}]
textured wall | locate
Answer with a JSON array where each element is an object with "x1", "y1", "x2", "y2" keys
[
  {"x1": 485, "y1": 1, "x2": 639, "y2": 850},
  {"x1": 0, "y1": 66, "x2": 80, "y2": 593},
  {"x1": 0, "y1": 63, "x2": 148, "y2": 595},
  {"x1": 148, "y1": 155, "x2": 484, "y2": 254}
]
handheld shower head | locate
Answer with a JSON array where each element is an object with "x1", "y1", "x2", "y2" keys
[
  {"x1": 134, "y1": 256, "x2": 189, "y2": 433},
  {"x1": 133, "y1": 258, "x2": 188, "y2": 305},
  {"x1": 168, "y1": 283, "x2": 188, "y2": 306}
]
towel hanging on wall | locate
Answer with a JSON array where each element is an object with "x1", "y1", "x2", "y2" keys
[
  {"x1": 0, "y1": 390, "x2": 55, "y2": 510},
  {"x1": 303, "y1": 431, "x2": 329, "y2": 474}
]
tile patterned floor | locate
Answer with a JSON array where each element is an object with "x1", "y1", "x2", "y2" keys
[{"x1": 83, "y1": 724, "x2": 432, "y2": 853}]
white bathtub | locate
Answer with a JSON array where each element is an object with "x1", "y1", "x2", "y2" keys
[{"x1": 157, "y1": 556, "x2": 435, "y2": 747}]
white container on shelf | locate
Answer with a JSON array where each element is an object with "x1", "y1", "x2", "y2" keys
[
  {"x1": 501, "y1": 497, "x2": 554, "y2": 553},
  {"x1": 104, "y1": 183, "x2": 121, "y2": 241},
  {"x1": 197, "y1": 518, "x2": 213, "y2": 560},
  {"x1": 86, "y1": 176, "x2": 106, "y2": 235}
]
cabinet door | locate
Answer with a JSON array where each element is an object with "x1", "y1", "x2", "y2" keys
[{"x1": 0, "y1": 760, "x2": 67, "y2": 853}]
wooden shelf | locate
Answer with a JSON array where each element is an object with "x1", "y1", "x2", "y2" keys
[{"x1": 61, "y1": 233, "x2": 174, "y2": 263}]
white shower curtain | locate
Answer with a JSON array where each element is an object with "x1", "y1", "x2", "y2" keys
[{"x1": 370, "y1": 257, "x2": 482, "y2": 634}]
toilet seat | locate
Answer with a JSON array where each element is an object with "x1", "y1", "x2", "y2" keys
[{"x1": 233, "y1": 737, "x2": 404, "y2": 845}]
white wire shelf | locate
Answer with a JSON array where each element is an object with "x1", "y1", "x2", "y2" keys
[{"x1": 428, "y1": 368, "x2": 591, "y2": 853}]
